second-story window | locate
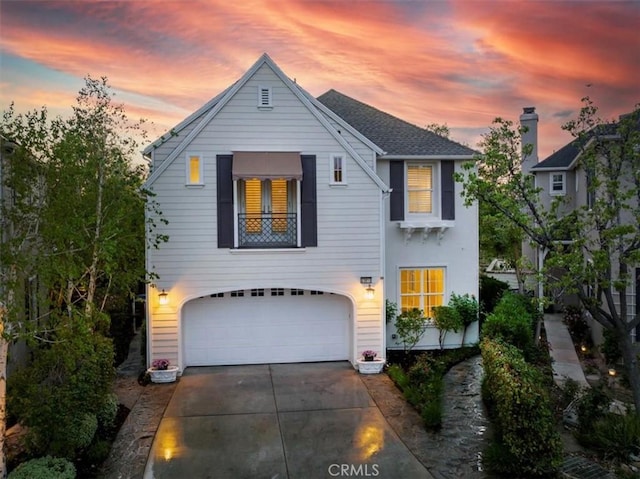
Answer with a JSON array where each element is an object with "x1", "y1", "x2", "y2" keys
[
  {"x1": 550, "y1": 172, "x2": 566, "y2": 195},
  {"x1": 186, "y1": 153, "x2": 203, "y2": 185},
  {"x1": 330, "y1": 154, "x2": 346, "y2": 185},
  {"x1": 407, "y1": 163, "x2": 435, "y2": 215}
]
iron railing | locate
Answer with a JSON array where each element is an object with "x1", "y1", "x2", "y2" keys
[{"x1": 238, "y1": 213, "x2": 297, "y2": 248}]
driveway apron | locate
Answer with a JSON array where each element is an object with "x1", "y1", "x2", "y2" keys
[{"x1": 143, "y1": 362, "x2": 432, "y2": 479}]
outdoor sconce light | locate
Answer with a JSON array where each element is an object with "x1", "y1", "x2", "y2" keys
[
  {"x1": 360, "y1": 277, "x2": 375, "y2": 299},
  {"x1": 158, "y1": 289, "x2": 169, "y2": 305},
  {"x1": 608, "y1": 368, "x2": 617, "y2": 377},
  {"x1": 580, "y1": 344, "x2": 587, "y2": 353}
]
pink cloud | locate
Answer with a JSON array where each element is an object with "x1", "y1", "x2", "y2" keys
[{"x1": 1, "y1": 0, "x2": 637, "y2": 159}]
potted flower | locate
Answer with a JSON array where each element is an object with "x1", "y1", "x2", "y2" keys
[
  {"x1": 147, "y1": 358, "x2": 179, "y2": 383},
  {"x1": 356, "y1": 350, "x2": 385, "y2": 374},
  {"x1": 362, "y1": 350, "x2": 377, "y2": 362}
]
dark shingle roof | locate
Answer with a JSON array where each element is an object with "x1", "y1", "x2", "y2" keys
[
  {"x1": 532, "y1": 141, "x2": 579, "y2": 170},
  {"x1": 316, "y1": 89, "x2": 476, "y2": 157},
  {"x1": 533, "y1": 113, "x2": 638, "y2": 170}
]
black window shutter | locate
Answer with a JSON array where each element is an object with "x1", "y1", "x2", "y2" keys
[
  {"x1": 301, "y1": 155, "x2": 317, "y2": 247},
  {"x1": 441, "y1": 160, "x2": 455, "y2": 220},
  {"x1": 389, "y1": 161, "x2": 404, "y2": 221},
  {"x1": 216, "y1": 155, "x2": 234, "y2": 248}
]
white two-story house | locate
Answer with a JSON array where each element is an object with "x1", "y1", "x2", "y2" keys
[{"x1": 143, "y1": 54, "x2": 479, "y2": 371}]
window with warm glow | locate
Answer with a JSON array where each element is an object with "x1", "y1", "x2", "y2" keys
[
  {"x1": 186, "y1": 153, "x2": 203, "y2": 185},
  {"x1": 407, "y1": 164, "x2": 432, "y2": 213},
  {"x1": 400, "y1": 267, "x2": 445, "y2": 317},
  {"x1": 244, "y1": 179, "x2": 262, "y2": 233}
]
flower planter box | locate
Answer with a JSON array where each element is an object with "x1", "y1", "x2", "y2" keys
[
  {"x1": 147, "y1": 366, "x2": 179, "y2": 383},
  {"x1": 356, "y1": 358, "x2": 385, "y2": 374}
]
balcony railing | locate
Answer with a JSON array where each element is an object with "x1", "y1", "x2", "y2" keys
[{"x1": 238, "y1": 213, "x2": 297, "y2": 248}]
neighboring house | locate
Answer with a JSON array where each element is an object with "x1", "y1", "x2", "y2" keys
[
  {"x1": 143, "y1": 54, "x2": 479, "y2": 371},
  {"x1": 521, "y1": 108, "x2": 640, "y2": 346}
]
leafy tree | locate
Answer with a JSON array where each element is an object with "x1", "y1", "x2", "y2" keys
[
  {"x1": 394, "y1": 308, "x2": 428, "y2": 353},
  {"x1": 1, "y1": 77, "x2": 165, "y2": 474},
  {"x1": 425, "y1": 122, "x2": 450, "y2": 138},
  {"x1": 456, "y1": 98, "x2": 640, "y2": 413},
  {"x1": 448, "y1": 293, "x2": 479, "y2": 346},
  {"x1": 432, "y1": 305, "x2": 462, "y2": 350}
]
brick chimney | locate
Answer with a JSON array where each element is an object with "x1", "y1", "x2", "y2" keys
[{"x1": 520, "y1": 107, "x2": 538, "y2": 174}]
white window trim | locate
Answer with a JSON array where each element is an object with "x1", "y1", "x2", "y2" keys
[
  {"x1": 329, "y1": 153, "x2": 347, "y2": 186},
  {"x1": 258, "y1": 85, "x2": 273, "y2": 109},
  {"x1": 549, "y1": 172, "x2": 566, "y2": 196},
  {"x1": 397, "y1": 266, "x2": 448, "y2": 321},
  {"x1": 185, "y1": 152, "x2": 204, "y2": 186},
  {"x1": 405, "y1": 162, "x2": 439, "y2": 219}
]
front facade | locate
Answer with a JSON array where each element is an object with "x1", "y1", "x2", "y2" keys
[{"x1": 144, "y1": 54, "x2": 479, "y2": 371}]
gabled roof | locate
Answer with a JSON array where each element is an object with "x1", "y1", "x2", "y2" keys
[
  {"x1": 316, "y1": 89, "x2": 477, "y2": 157},
  {"x1": 531, "y1": 141, "x2": 579, "y2": 171},
  {"x1": 142, "y1": 86, "x2": 233, "y2": 155},
  {"x1": 532, "y1": 112, "x2": 639, "y2": 171},
  {"x1": 143, "y1": 54, "x2": 389, "y2": 192}
]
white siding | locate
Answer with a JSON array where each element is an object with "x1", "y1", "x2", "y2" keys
[
  {"x1": 147, "y1": 63, "x2": 384, "y2": 369},
  {"x1": 378, "y1": 159, "x2": 480, "y2": 350}
]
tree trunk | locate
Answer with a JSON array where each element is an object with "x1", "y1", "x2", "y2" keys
[
  {"x1": 0, "y1": 315, "x2": 8, "y2": 478},
  {"x1": 85, "y1": 151, "x2": 104, "y2": 318},
  {"x1": 618, "y1": 329, "x2": 640, "y2": 415}
]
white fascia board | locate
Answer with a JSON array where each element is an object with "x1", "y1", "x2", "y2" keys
[
  {"x1": 143, "y1": 54, "x2": 273, "y2": 188},
  {"x1": 530, "y1": 166, "x2": 573, "y2": 172},
  {"x1": 380, "y1": 155, "x2": 476, "y2": 160},
  {"x1": 142, "y1": 85, "x2": 234, "y2": 156}
]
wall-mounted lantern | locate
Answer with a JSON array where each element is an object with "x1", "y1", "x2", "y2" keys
[
  {"x1": 158, "y1": 289, "x2": 169, "y2": 305},
  {"x1": 360, "y1": 277, "x2": 375, "y2": 299}
]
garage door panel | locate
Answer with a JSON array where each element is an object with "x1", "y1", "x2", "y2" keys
[{"x1": 183, "y1": 293, "x2": 350, "y2": 366}]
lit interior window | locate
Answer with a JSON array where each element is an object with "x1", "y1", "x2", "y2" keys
[
  {"x1": 189, "y1": 155, "x2": 201, "y2": 184},
  {"x1": 400, "y1": 268, "x2": 445, "y2": 316}
]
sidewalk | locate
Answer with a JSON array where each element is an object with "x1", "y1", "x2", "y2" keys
[{"x1": 543, "y1": 313, "x2": 590, "y2": 389}]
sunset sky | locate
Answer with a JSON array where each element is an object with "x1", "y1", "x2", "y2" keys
[{"x1": 1, "y1": 0, "x2": 638, "y2": 160}]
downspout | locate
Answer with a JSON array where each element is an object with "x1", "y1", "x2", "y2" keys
[{"x1": 381, "y1": 187, "x2": 391, "y2": 354}]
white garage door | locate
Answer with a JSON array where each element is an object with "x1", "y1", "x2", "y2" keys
[{"x1": 183, "y1": 290, "x2": 350, "y2": 366}]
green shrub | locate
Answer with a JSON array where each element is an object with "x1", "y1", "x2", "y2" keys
[
  {"x1": 575, "y1": 385, "x2": 611, "y2": 434},
  {"x1": 601, "y1": 329, "x2": 622, "y2": 365},
  {"x1": 385, "y1": 300, "x2": 398, "y2": 324},
  {"x1": 563, "y1": 305, "x2": 590, "y2": 344},
  {"x1": 578, "y1": 413, "x2": 640, "y2": 461},
  {"x1": 8, "y1": 456, "x2": 76, "y2": 479},
  {"x1": 394, "y1": 308, "x2": 427, "y2": 352},
  {"x1": 482, "y1": 293, "x2": 535, "y2": 356},
  {"x1": 481, "y1": 338, "x2": 562, "y2": 476},
  {"x1": 449, "y1": 293, "x2": 479, "y2": 328},
  {"x1": 97, "y1": 393, "x2": 119, "y2": 430},
  {"x1": 386, "y1": 364, "x2": 409, "y2": 389},
  {"x1": 8, "y1": 315, "x2": 115, "y2": 458},
  {"x1": 432, "y1": 305, "x2": 462, "y2": 350},
  {"x1": 479, "y1": 274, "x2": 509, "y2": 320},
  {"x1": 83, "y1": 438, "x2": 112, "y2": 465},
  {"x1": 407, "y1": 353, "x2": 442, "y2": 384}
]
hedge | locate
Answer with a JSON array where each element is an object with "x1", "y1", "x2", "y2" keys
[
  {"x1": 482, "y1": 292, "x2": 535, "y2": 358},
  {"x1": 481, "y1": 337, "x2": 562, "y2": 476}
]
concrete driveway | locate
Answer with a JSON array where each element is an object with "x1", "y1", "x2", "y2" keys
[{"x1": 143, "y1": 361, "x2": 432, "y2": 479}]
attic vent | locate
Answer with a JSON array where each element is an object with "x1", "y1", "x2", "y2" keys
[{"x1": 258, "y1": 86, "x2": 272, "y2": 109}]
